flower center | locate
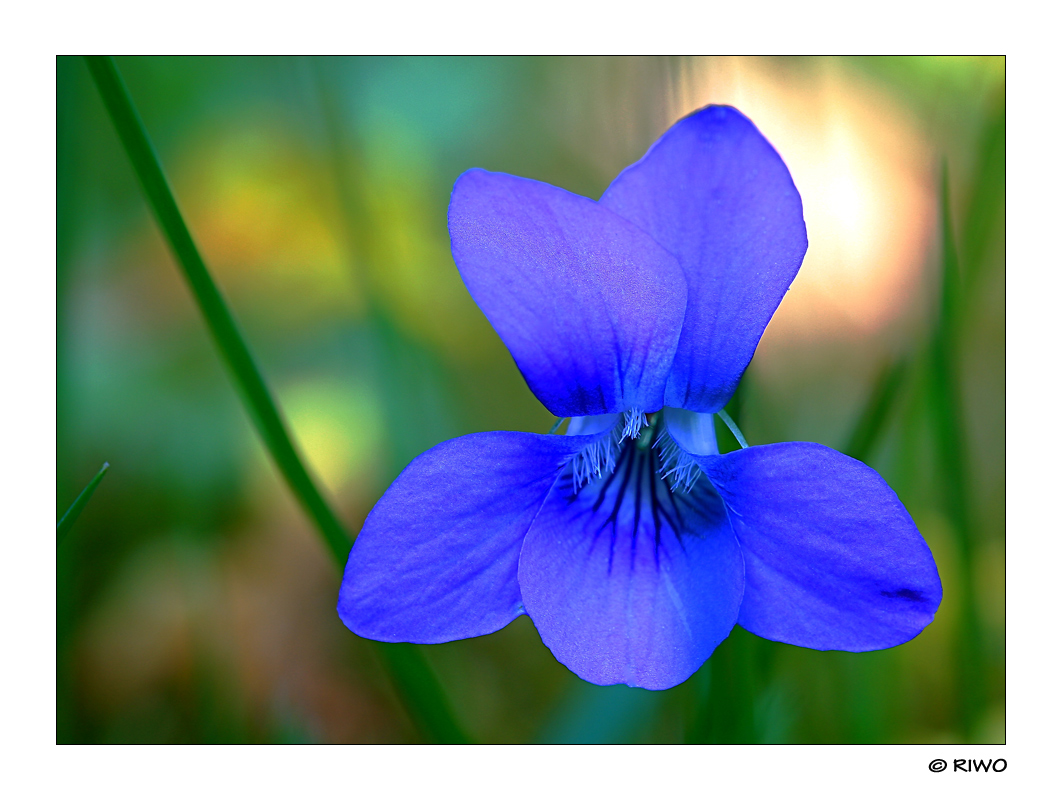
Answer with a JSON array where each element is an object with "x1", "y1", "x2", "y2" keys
[
  {"x1": 567, "y1": 410, "x2": 704, "y2": 495},
  {"x1": 558, "y1": 415, "x2": 726, "y2": 569}
]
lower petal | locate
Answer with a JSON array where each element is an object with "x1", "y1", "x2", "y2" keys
[
  {"x1": 697, "y1": 442, "x2": 942, "y2": 651},
  {"x1": 518, "y1": 447, "x2": 744, "y2": 690},
  {"x1": 338, "y1": 431, "x2": 590, "y2": 643}
]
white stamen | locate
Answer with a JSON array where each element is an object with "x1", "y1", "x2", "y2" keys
[
  {"x1": 654, "y1": 429, "x2": 703, "y2": 493},
  {"x1": 567, "y1": 426, "x2": 622, "y2": 493},
  {"x1": 622, "y1": 408, "x2": 647, "y2": 440}
]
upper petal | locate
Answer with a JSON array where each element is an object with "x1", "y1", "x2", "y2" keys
[
  {"x1": 601, "y1": 106, "x2": 808, "y2": 412},
  {"x1": 449, "y1": 169, "x2": 687, "y2": 417},
  {"x1": 338, "y1": 431, "x2": 592, "y2": 643},
  {"x1": 696, "y1": 442, "x2": 942, "y2": 651},
  {"x1": 518, "y1": 444, "x2": 744, "y2": 690}
]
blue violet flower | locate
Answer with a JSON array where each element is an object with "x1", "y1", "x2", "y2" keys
[{"x1": 337, "y1": 105, "x2": 942, "y2": 690}]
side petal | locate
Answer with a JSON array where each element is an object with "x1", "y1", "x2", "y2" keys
[
  {"x1": 449, "y1": 169, "x2": 687, "y2": 417},
  {"x1": 518, "y1": 448, "x2": 744, "y2": 690},
  {"x1": 601, "y1": 105, "x2": 808, "y2": 412},
  {"x1": 696, "y1": 443, "x2": 942, "y2": 651},
  {"x1": 662, "y1": 407, "x2": 719, "y2": 455},
  {"x1": 338, "y1": 431, "x2": 592, "y2": 643}
]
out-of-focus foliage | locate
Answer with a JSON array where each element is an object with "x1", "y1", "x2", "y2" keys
[{"x1": 57, "y1": 56, "x2": 1004, "y2": 743}]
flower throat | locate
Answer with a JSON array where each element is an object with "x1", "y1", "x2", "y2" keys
[{"x1": 568, "y1": 409, "x2": 705, "y2": 496}]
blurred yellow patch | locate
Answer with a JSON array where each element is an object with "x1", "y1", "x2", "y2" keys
[
  {"x1": 355, "y1": 119, "x2": 494, "y2": 359},
  {"x1": 173, "y1": 114, "x2": 361, "y2": 323},
  {"x1": 279, "y1": 377, "x2": 385, "y2": 495}
]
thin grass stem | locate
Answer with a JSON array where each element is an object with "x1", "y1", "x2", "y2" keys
[
  {"x1": 84, "y1": 56, "x2": 350, "y2": 567},
  {"x1": 716, "y1": 409, "x2": 749, "y2": 449},
  {"x1": 960, "y1": 90, "x2": 1005, "y2": 300},
  {"x1": 85, "y1": 55, "x2": 469, "y2": 744},
  {"x1": 929, "y1": 161, "x2": 984, "y2": 739},
  {"x1": 57, "y1": 462, "x2": 109, "y2": 544},
  {"x1": 843, "y1": 358, "x2": 908, "y2": 463}
]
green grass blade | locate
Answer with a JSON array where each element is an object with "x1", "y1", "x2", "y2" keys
[
  {"x1": 837, "y1": 356, "x2": 909, "y2": 744},
  {"x1": 547, "y1": 417, "x2": 567, "y2": 435},
  {"x1": 928, "y1": 161, "x2": 984, "y2": 739},
  {"x1": 57, "y1": 462, "x2": 109, "y2": 544},
  {"x1": 932, "y1": 163, "x2": 972, "y2": 545},
  {"x1": 84, "y1": 55, "x2": 350, "y2": 566},
  {"x1": 690, "y1": 627, "x2": 759, "y2": 743},
  {"x1": 85, "y1": 56, "x2": 469, "y2": 744},
  {"x1": 843, "y1": 357, "x2": 907, "y2": 463},
  {"x1": 375, "y1": 643, "x2": 471, "y2": 743},
  {"x1": 960, "y1": 89, "x2": 1005, "y2": 297}
]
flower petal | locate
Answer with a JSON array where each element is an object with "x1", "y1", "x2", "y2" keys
[
  {"x1": 518, "y1": 447, "x2": 744, "y2": 689},
  {"x1": 338, "y1": 431, "x2": 591, "y2": 643},
  {"x1": 601, "y1": 106, "x2": 808, "y2": 412},
  {"x1": 696, "y1": 442, "x2": 942, "y2": 651},
  {"x1": 662, "y1": 407, "x2": 719, "y2": 455},
  {"x1": 566, "y1": 413, "x2": 621, "y2": 437},
  {"x1": 449, "y1": 169, "x2": 687, "y2": 417}
]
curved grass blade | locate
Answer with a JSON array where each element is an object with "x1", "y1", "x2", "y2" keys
[
  {"x1": 960, "y1": 89, "x2": 1005, "y2": 298},
  {"x1": 843, "y1": 357, "x2": 908, "y2": 463},
  {"x1": 929, "y1": 161, "x2": 984, "y2": 739},
  {"x1": 836, "y1": 356, "x2": 909, "y2": 743},
  {"x1": 690, "y1": 626, "x2": 759, "y2": 743},
  {"x1": 57, "y1": 462, "x2": 109, "y2": 544},
  {"x1": 84, "y1": 56, "x2": 350, "y2": 568},
  {"x1": 375, "y1": 642, "x2": 471, "y2": 743},
  {"x1": 85, "y1": 56, "x2": 469, "y2": 744}
]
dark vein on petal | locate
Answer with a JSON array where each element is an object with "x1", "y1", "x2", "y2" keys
[
  {"x1": 604, "y1": 442, "x2": 637, "y2": 576},
  {"x1": 649, "y1": 444, "x2": 664, "y2": 569},
  {"x1": 630, "y1": 447, "x2": 645, "y2": 571}
]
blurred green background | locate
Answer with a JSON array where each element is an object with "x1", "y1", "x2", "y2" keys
[{"x1": 57, "y1": 56, "x2": 1004, "y2": 744}]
